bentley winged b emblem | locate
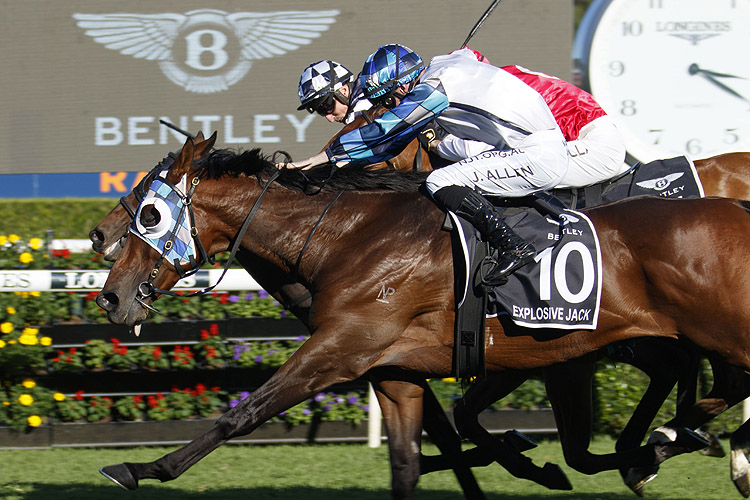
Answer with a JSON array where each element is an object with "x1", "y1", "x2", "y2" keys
[
  {"x1": 73, "y1": 9, "x2": 340, "y2": 93},
  {"x1": 635, "y1": 172, "x2": 685, "y2": 191}
]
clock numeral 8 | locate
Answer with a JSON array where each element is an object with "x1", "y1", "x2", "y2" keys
[{"x1": 620, "y1": 100, "x2": 637, "y2": 116}]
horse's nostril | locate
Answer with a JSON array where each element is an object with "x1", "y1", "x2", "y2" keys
[
  {"x1": 97, "y1": 291, "x2": 120, "y2": 312},
  {"x1": 89, "y1": 228, "x2": 104, "y2": 243}
]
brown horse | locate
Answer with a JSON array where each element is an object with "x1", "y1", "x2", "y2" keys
[
  {"x1": 89, "y1": 127, "x2": 738, "y2": 491},
  {"x1": 95, "y1": 138, "x2": 750, "y2": 498}
]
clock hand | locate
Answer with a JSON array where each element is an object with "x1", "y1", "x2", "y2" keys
[{"x1": 689, "y1": 63, "x2": 748, "y2": 103}]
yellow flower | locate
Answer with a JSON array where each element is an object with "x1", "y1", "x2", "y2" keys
[
  {"x1": 0, "y1": 322, "x2": 13, "y2": 334},
  {"x1": 27, "y1": 415, "x2": 42, "y2": 427},
  {"x1": 40, "y1": 337, "x2": 52, "y2": 346},
  {"x1": 441, "y1": 377, "x2": 457, "y2": 383},
  {"x1": 2, "y1": 401, "x2": 9, "y2": 406},
  {"x1": 22, "y1": 327, "x2": 39, "y2": 336},
  {"x1": 28, "y1": 238, "x2": 44, "y2": 250},
  {"x1": 21, "y1": 379, "x2": 36, "y2": 389},
  {"x1": 53, "y1": 393, "x2": 66, "y2": 402},
  {"x1": 8, "y1": 340, "x2": 16, "y2": 345},
  {"x1": 8, "y1": 234, "x2": 20, "y2": 243},
  {"x1": 5, "y1": 307, "x2": 15, "y2": 315},
  {"x1": 18, "y1": 335, "x2": 38, "y2": 346},
  {"x1": 19, "y1": 252, "x2": 33, "y2": 264},
  {"x1": 18, "y1": 394, "x2": 33, "y2": 406},
  {"x1": 0, "y1": 340, "x2": 5, "y2": 349},
  {"x1": 30, "y1": 291, "x2": 41, "y2": 297},
  {"x1": 0, "y1": 236, "x2": 7, "y2": 246}
]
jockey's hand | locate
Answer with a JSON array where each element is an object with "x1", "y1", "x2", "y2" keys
[{"x1": 275, "y1": 151, "x2": 329, "y2": 170}]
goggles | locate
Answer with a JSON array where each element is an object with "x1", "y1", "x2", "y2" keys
[{"x1": 306, "y1": 93, "x2": 337, "y2": 116}]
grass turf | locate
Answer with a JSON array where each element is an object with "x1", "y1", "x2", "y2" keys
[{"x1": 0, "y1": 437, "x2": 738, "y2": 499}]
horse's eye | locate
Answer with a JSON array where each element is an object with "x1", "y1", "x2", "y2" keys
[{"x1": 139, "y1": 204, "x2": 162, "y2": 229}]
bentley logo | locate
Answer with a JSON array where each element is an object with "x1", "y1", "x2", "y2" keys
[
  {"x1": 73, "y1": 9, "x2": 339, "y2": 94},
  {"x1": 636, "y1": 172, "x2": 685, "y2": 191}
]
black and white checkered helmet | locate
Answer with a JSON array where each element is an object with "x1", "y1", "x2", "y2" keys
[{"x1": 297, "y1": 60, "x2": 354, "y2": 111}]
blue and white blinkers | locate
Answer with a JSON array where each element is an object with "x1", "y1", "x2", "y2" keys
[{"x1": 129, "y1": 172, "x2": 207, "y2": 277}]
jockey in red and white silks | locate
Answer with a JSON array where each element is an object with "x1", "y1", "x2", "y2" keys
[
  {"x1": 415, "y1": 51, "x2": 569, "y2": 198},
  {"x1": 440, "y1": 49, "x2": 627, "y2": 188}
]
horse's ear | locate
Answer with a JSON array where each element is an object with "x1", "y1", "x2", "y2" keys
[
  {"x1": 168, "y1": 135, "x2": 196, "y2": 181},
  {"x1": 193, "y1": 131, "x2": 217, "y2": 160},
  {"x1": 194, "y1": 131, "x2": 205, "y2": 142}
]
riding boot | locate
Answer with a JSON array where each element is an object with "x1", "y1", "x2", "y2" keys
[{"x1": 454, "y1": 189, "x2": 536, "y2": 286}]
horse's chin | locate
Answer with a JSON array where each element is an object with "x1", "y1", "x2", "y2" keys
[
  {"x1": 107, "y1": 301, "x2": 149, "y2": 327},
  {"x1": 100, "y1": 236, "x2": 127, "y2": 262}
]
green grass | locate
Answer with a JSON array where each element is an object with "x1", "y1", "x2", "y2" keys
[{"x1": 0, "y1": 437, "x2": 739, "y2": 499}]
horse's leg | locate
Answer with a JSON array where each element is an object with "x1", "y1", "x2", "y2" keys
[
  {"x1": 100, "y1": 331, "x2": 392, "y2": 493},
  {"x1": 417, "y1": 382, "x2": 487, "y2": 500},
  {"x1": 542, "y1": 354, "x2": 708, "y2": 478},
  {"x1": 371, "y1": 379, "x2": 425, "y2": 500},
  {"x1": 626, "y1": 359, "x2": 750, "y2": 494},
  {"x1": 729, "y1": 405, "x2": 750, "y2": 497},
  {"x1": 609, "y1": 339, "x2": 699, "y2": 494},
  {"x1": 454, "y1": 371, "x2": 573, "y2": 490}
]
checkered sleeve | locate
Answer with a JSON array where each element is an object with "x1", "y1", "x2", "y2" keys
[{"x1": 325, "y1": 81, "x2": 449, "y2": 164}]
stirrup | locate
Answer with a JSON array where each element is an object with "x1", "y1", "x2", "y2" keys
[{"x1": 480, "y1": 245, "x2": 536, "y2": 287}]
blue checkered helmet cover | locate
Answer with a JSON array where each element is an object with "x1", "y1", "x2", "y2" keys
[
  {"x1": 297, "y1": 60, "x2": 353, "y2": 110},
  {"x1": 129, "y1": 173, "x2": 198, "y2": 267},
  {"x1": 361, "y1": 44, "x2": 424, "y2": 99}
]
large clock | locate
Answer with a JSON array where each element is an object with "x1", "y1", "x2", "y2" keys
[{"x1": 573, "y1": 0, "x2": 750, "y2": 164}]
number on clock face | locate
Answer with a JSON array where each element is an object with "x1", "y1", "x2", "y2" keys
[{"x1": 578, "y1": 0, "x2": 750, "y2": 163}]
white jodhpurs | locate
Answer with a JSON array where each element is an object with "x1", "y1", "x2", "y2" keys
[
  {"x1": 556, "y1": 115, "x2": 628, "y2": 188},
  {"x1": 425, "y1": 129, "x2": 568, "y2": 198}
]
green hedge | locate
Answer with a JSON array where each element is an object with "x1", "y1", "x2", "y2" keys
[{"x1": 0, "y1": 199, "x2": 116, "y2": 239}]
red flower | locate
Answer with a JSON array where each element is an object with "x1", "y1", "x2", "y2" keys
[
  {"x1": 52, "y1": 249, "x2": 71, "y2": 258},
  {"x1": 200, "y1": 330, "x2": 209, "y2": 340},
  {"x1": 219, "y1": 294, "x2": 229, "y2": 305},
  {"x1": 209, "y1": 323, "x2": 219, "y2": 336},
  {"x1": 52, "y1": 357, "x2": 60, "y2": 363},
  {"x1": 74, "y1": 390, "x2": 85, "y2": 401},
  {"x1": 152, "y1": 346, "x2": 162, "y2": 360},
  {"x1": 133, "y1": 395, "x2": 143, "y2": 404},
  {"x1": 70, "y1": 347, "x2": 77, "y2": 354},
  {"x1": 194, "y1": 384, "x2": 206, "y2": 395},
  {"x1": 211, "y1": 386, "x2": 221, "y2": 393}
]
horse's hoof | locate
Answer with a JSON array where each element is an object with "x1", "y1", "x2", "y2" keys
[
  {"x1": 504, "y1": 430, "x2": 537, "y2": 452},
  {"x1": 677, "y1": 427, "x2": 711, "y2": 452},
  {"x1": 624, "y1": 467, "x2": 657, "y2": 496},
  {"x1": 100, "y1": 464, "x2": 138, "y2": 490},
  {"x1": 731, "y1": 448, "x2": 750, "y2": 497},
  {"x1": 695, "y1": 430, "x2": 726, "y2": 458},
  {"x1": 732, "y1": 471, "x2": 750, "y2": 498},
  {"x1": 540, "y1": 462, "x2": 572, "y2": 490}
]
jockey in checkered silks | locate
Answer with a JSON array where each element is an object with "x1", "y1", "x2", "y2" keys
[{"x1": 297, "y1": 60, "x2": 372, "y2": 125}]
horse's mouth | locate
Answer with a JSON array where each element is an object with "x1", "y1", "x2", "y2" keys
[{"x1": 100, "y1": 235, "x2": 128, "y2": 262}]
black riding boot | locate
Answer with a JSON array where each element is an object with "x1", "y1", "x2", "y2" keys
[{"x1": 448, "y1": 188, "x2": 536, "y2": 285}]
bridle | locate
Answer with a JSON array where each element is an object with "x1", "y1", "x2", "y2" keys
[{"x1": 133, "y1": 168, "x2": 281, "y2": 313}]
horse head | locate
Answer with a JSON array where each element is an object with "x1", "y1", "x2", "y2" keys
[
  {"x1": 95, "y1": 132, "x2": 222, "y2": 327},
  {"x1": 89, "y1": 131, "x2": 216, "y2": 261}
]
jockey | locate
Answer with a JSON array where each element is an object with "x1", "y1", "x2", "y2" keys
[
  {"x1": 280, "y1": 44, "x2": 571, "y2": 285},
  {"x1": 297, "y1": 60, "x2": 372, "y2": 125},
  {"x1": 436, "y1": 48, "x2": 628, "y2": 188}
]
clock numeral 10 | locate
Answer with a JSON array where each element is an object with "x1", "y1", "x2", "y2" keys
[{"x1": 622, "y1": 21, "x2": 643, "y2": 36}]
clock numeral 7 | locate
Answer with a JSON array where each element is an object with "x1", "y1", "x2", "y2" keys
[{"x1": 649, "y1": 129, "x2": 663, "y2": 145}]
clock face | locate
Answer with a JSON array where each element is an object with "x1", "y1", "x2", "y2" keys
[{"x1": 578, "y1": 0, "x2": 750, "y2": 163}]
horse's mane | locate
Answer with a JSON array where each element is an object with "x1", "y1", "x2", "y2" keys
[{"x1": 195, "y1": 148, "x2": 428, "y2": 193}]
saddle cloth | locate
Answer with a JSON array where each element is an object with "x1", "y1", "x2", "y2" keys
[
  {"x1": 451, "y1": 205, "x2": 603, "y2": 330},
  {"x1": 556, "y1": 155, "x2": 704, "y2": 209}
]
